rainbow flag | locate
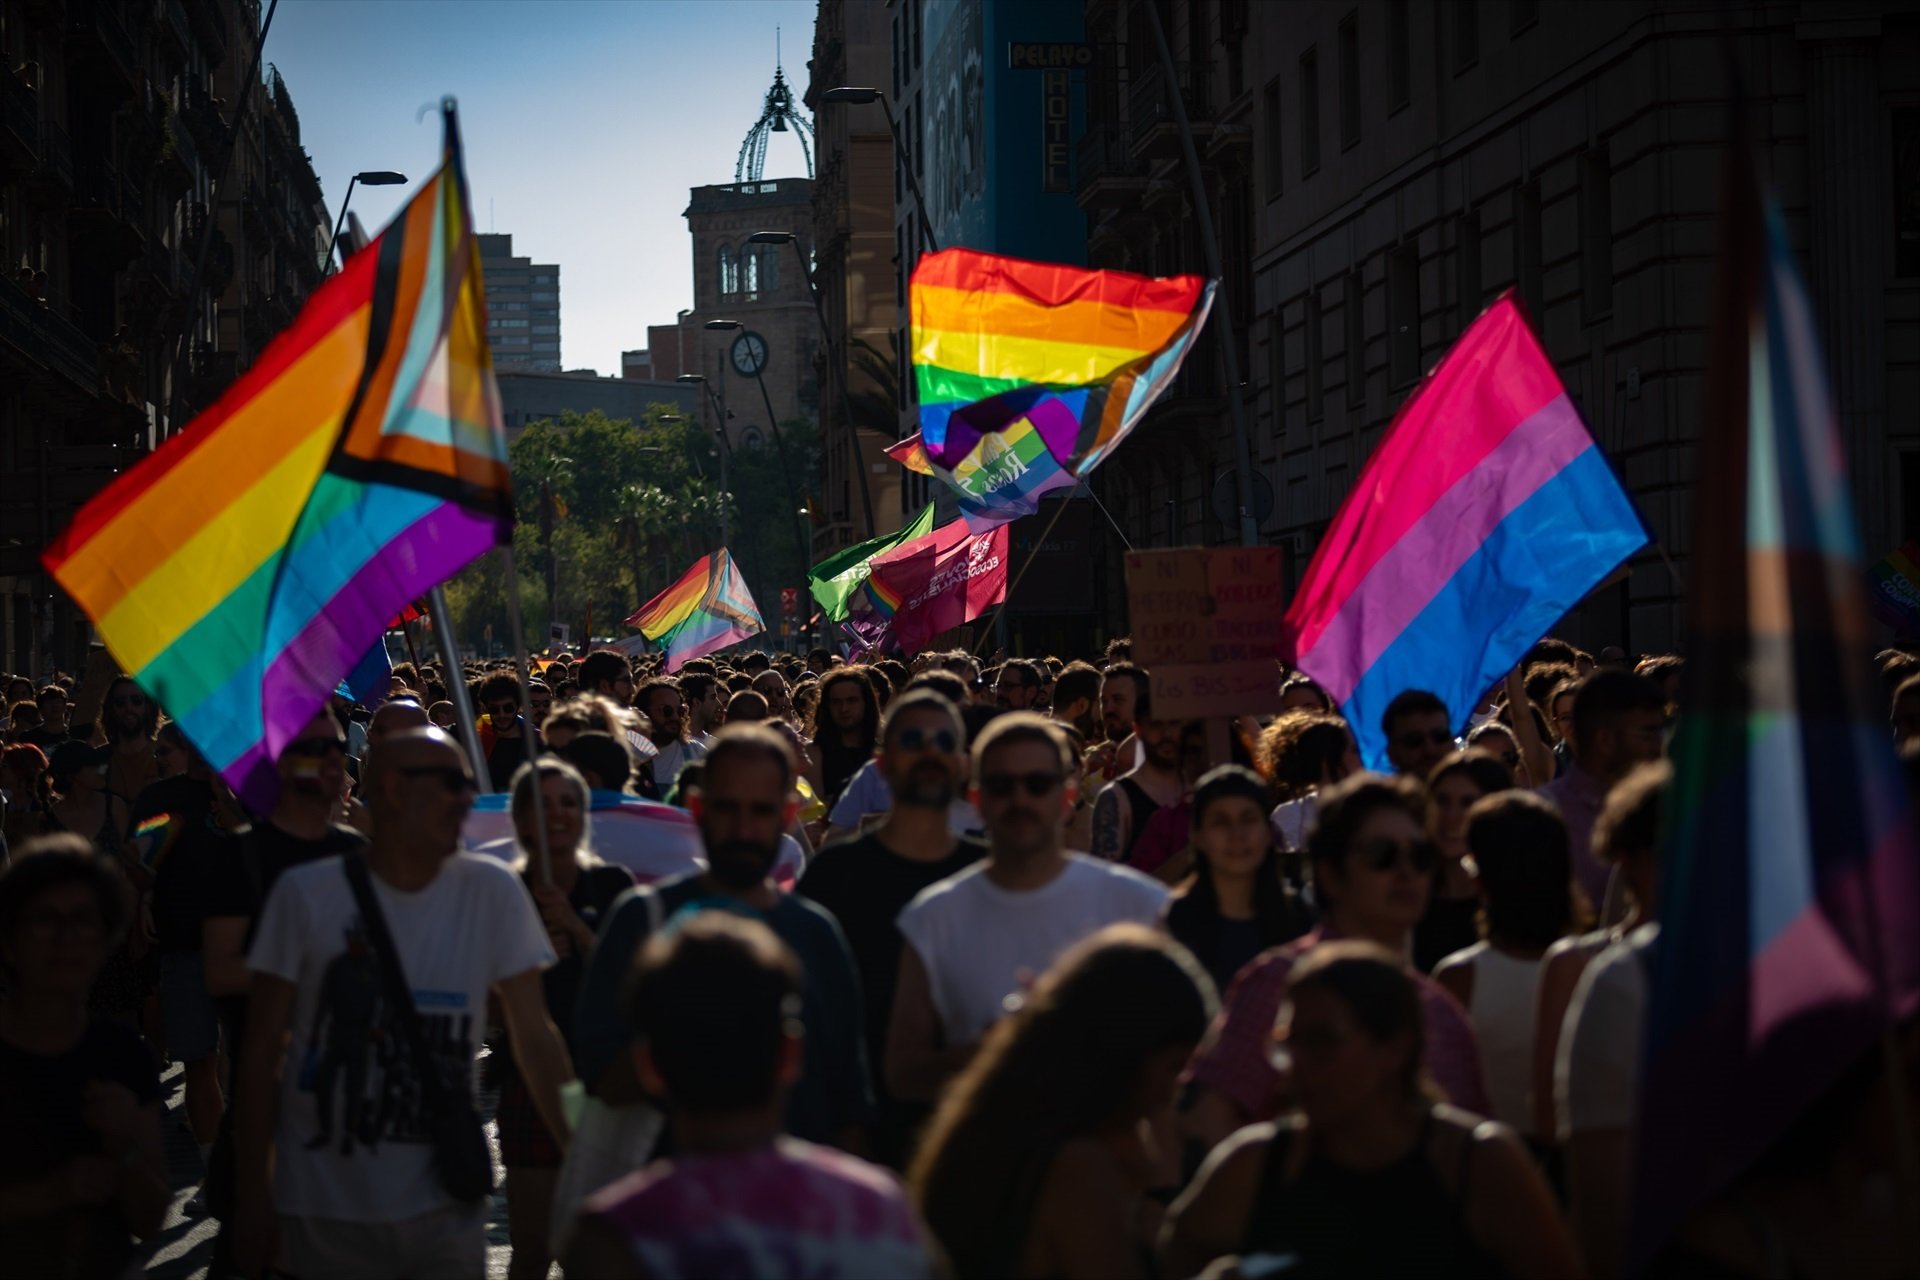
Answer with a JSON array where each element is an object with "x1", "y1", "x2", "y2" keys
[
  {"x1": 1282, "y1": 294, "x2": 1646, "y2": 769},
  {"x1": 807, "y1": 502, "x2": 936, "y2": 622},
  {"x1": 1866, "y1": 541, "x2": 1920, "y2": 635},
  {"x1": 1629, "y1": 116, "x2": 1920, "y2": 1266},
  {"x1": 625, "y1": 548, "x2": 764, "y2": 672},
  {"x1": 910, "y1": 248, "x2": 1213, "y2": 528},
  {"x1": 43, "y1": 105, "x2": 510, "y2": 811}
]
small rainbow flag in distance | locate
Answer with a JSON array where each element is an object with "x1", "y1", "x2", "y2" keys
[
  {"x1": 1282, "y1": 293, "x2": 1647, "y2": 769},
  {"x1": 910, "y1": 248, "x2": 1213, "y2": 527},
  {"x1": 1629, "y1": 108, "x2": 1920, "y2": 1267},
  {"x1": 625, "y1": 548, "x2": 764, "y2": 672},
  {"x1": 1865, "y1": 540, "x2": 1920, "y2": 635},
  {"x1": 43, "y1": 104, "x2": 511, "y2": 811}
]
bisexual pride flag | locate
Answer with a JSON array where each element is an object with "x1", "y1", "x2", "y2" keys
[
  {"x1": 1283, "y1": 294, "x2": 1647, "y2": 768},
  {"x1": 910, "y1": 249, "x2": 1213, "y2": 530},
  {"x1": 1629, "y1": 114, "x2": 1920, "y2": 1266},
  {"x1": 45, "y1": 104, "x2": 512, "y2": 811},
  {"x1": 625, "y1": 548, "x2": 764, "y2": 672}
]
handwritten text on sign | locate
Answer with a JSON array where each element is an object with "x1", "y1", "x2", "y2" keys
[{"x1": 1125, "y1": 548, "x2": 1286, "y2": 719}]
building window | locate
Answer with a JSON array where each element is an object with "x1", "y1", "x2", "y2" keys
[
  {"x1": 531, "y1": 291, "x2": 557, "y2": 302},
  {"x1": 1455, "y1": 209, "x2": 1481, "y2": 330},
  {"x1": 1581, "y1": 146, "x2": 1614, "y2": 322},
  {"x1": 1389, "y1": 241, "x2": 1421, "y2": 388},
  {"x1": 1454, "y1": 0, "x2": 1479, "y2": 74},
  {"x1": 1268, "y1": 312, "x2": 1286, "y2": 444},
  {"x1": 1304, "y1": 289, "x2": 1324, "y2": 423},
  {"x1": 912, "y1": 0, "x2": 922, "y2": 70},
  {"x1": 532, "y1": 273, "x2": 554, "y2": 283},
  {"x1": 1263, "y1": 78, "x2": 1283, "y2": 201},
  {"x1": 743, "y1": 247, "x2": 760, "y2": 299},
  {"x1": 1894, "y1": 107, "x2": 1920, "y2": 277},
  {"x1": 1511, "y1": 0, "x2": 1539, "y2": 35},
  {"x1": 718, "y1": 243, "x2": 738, "y2": 296},
  {"x1": 1298, "y1": 47, "x2": 1320, "y2": 178},
  {"x1": 759, "y1": 245, "x2": 779, "y2": 293},
  {"x1": 893, "y1": 13, "x2": 902, "y2": 98},
  {"x1": 1388, "y1": 0, "x2": 1410, "y2": 111},
  {"x1": 1338, "y1": 13, "x2": 1361, "y2": 151},
  {"x1": 1345, "y1": 268, "x2": 1366, "y2": 409}
]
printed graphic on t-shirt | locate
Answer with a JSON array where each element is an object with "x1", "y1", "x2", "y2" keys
[{"x1": 293, "y1": 918, "x2": 471, "y2": 1156}]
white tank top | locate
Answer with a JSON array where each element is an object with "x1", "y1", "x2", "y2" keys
[{"x1": 1458, "y1": 942, "x2": 1542, "y2": 1134}]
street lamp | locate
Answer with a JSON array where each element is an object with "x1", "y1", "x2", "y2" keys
[
  {"x1": 750, "y1": 229, "x2": 876, "y2": 537},
  {"x1": 819, "y1": 87, "x2": 938, "y2": 252},
  {"x1": 799, "y1": 503, "x2": 818, "y2": 647},
  {"x1": 704, "y1": 318, "x2": 810, "y2": 575},
  {"x1": 325, "y1": 170, "x2": 408, "y2": 271},
  {"x1": 676, "y1": 374, "x2": 732, "y2": 545}
]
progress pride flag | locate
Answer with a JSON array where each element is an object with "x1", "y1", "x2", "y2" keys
[{"x1": 867, "y1": 519, "x2": 1010, "y2": 655}]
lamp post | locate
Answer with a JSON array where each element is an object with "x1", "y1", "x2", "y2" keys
[
  {"x1": 749, "y1": 229, "x2": 875, "y2": 538},
  {"x1": 819, "y1": 88, "x2": 938, "y2": 252},
  {"x1": 704, "y1": 318, "x2": 810, "y2": 576},
  {"x1": 654, "y1": 413, "x2": 712, "y2": 483},
  {"x1": 799, "y1": 502, "x2": 818, "y2": 647},
  {"x1": 325, "y1": 170, "x2": 409, "y2": 271},
  {"x1": 675, "y1": 375, "x2": 732, "y2": 545}
]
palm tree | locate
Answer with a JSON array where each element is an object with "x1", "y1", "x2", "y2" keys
[
  {"x1": 613, "y1": 483, "x2": 675, "y2": 603},
  {"x1": 515, "y1": 434, "x2": 573, "y2": 623}
]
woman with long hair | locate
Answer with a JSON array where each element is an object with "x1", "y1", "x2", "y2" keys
[
  {"x1": 499, "y1": 758, "x2": 635, "y2": 1280},
  {"x1": 910, "y1": 925, "x2": 1217, "y2": 1279},
  {"x1": 1163, "y1": 942, "x2": 1578, "y2": 1279},
  {"x1": 1432, "y1": 792, "x2": 1578, "y2": 1140},
  {"x1": 1413, "y1": 752, "x2": 1513, "y2": 973},
  {"x1": 805, "y1": 666, "x2": 881, "y2": 811},
  {"x1": 1166, "y1": 766, "x2": 1312, "y2": 994}
]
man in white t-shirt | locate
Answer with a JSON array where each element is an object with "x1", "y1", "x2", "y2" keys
[
  {"x1": 886, "y1": 713, "x2": 1168, "y2": 1102},
  {"x1": 232, "y1": 728, "x2": 577, "y2": 1279},
  {"x1": 637, "y1": 677, "x2": 708, "y2": 794}
]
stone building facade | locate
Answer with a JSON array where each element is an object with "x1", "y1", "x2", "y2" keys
[
  {"x1": 1077, "y1": 0, "x2": 1920, "y2": 655},
  {"x1": 1, "y1": 0, "x2": 328, "y2": 675},
  {"x1": 808, "y1": 0, "x2": 907, "y2": 555}
]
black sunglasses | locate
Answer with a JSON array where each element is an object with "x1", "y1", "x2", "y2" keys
[
  {"x1": 486, "y1": 701, "x2": 519, "y2": 719},
  {"x1": 894, "y1": 726, "x2": 958, "y2": 754},
  {"x1": 399, "y1": 764, "x2": 477, "y2": 794},
  {"x1": 284, "y1": 737, "x2": 347, "y2": 759},
  {"x1": 1356, "y1": 836, "x2": 1440, "y2": 875},
  {"x1": 110, "y1": 693, "x2": 147, "y2": 708},
  {"x1": 980, "y1": 771, "x2": 1063, "y2": 799}
]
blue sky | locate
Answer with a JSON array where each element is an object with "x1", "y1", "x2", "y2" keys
[{"x1": 270, "y1": 0, "x2": 821, "y2": 375}]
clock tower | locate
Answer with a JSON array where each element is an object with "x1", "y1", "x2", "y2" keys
[{"x1": 646, "y1": 62, "x2": 822, "y2": 453}]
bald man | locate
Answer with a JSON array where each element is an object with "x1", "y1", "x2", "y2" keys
[
  {"x1": 367, "y1": 697, "x2": 430, "y2": 752},
  {"x1": 232, "y1": 728, "x2": 576, "y2": 1278}
]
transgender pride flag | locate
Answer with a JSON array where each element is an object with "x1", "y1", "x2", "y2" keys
[
  {"x1": 1283, "y1": 294, "x2": 1647, "y2": 768},
  {"x1": 1629, "y1": 113, "x2": 1920, "y2": 1266}
]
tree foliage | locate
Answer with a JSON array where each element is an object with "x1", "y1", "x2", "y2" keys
[{"x1": 443, "y1": 406, "x2": 820, "y2": 654}]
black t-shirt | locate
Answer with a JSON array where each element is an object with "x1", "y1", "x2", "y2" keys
[
  {"x1": 131, "y1": 775, "x2": 223, "y2": 954},
  {"x1": 796, "y1": 832, "x2": 983, "y2": 1090},
  {"x1": 0, "y1": 1017, "x2": 162, "y2": 1279},
  {"x1": 206, "y1": 820, "x2": 367, "y2": 1042},
  {"x1": 487, "y1": 729, "x2": 534, "y2": 792},
  {"x1": 502, "y1": 861, "x2": 634, "y2": 1083}
]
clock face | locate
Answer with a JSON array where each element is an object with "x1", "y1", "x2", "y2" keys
[{"x1": 731, "y1": 332, "x2": 769, "y2": 377}]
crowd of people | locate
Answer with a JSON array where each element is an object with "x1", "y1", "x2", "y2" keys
[{"x1": 0, "y1": 634, "x2": 1915, "y2": 1278}]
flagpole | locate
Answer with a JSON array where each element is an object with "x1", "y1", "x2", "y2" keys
[
  {"x1": 425, "y1": 586, "x2": 488, "y2": 783},
  {"x1": 973, "y1": 497, "x2": 1075, "y2": 658},
  {"x1": 500, "y1": 547, "x2": 553, "y2": 886},
  {"x1": 400, "y1": 616, "x2": 425, "y2": 680}
]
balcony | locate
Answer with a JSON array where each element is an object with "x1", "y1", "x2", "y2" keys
[
  {"x1": 1128, "y1": 63, "x2": 1215, "y2": 162},
  {"x1": 161, "y1": 0, "x2": 191, "y2": 54},
  {"x1": 187, "y1": 0, "x2": 229, "y2": 66},
  {"x1": 26, "y1": 118, "x2": 72, "y2": 204},
  {"x1": 65, "y1": 7, "x2": 140, "y2": 95},
  {"x1": 205, "y1": 229, "x2": 235, "y2": 291},
  {"x1": 0, "y1": 284, "x2": 104, "y2": 399},
  {"x1": 149, "y1": 241, "x2": 181, "y2": 297},
  {"x1": 1075, "y1": 121, "x2": 1145, "y2": 211},
  {"x1": 183, "y1": 82, "x2": 228, "y2": 154},
  {"x1": 161, "y1": 109, "x2": 200, "y2": 187},
  {"x1": 2, "y1": 76, "x2": 38, "y2": 173}
]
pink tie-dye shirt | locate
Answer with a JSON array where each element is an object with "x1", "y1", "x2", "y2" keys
[{"x1": 582, "y1": 1138, "x2": 931, "y2": 1280}]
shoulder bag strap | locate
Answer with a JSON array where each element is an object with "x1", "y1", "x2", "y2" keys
[{"x1": 342, "y1": 855, "x2": 455, "y2": 1121}]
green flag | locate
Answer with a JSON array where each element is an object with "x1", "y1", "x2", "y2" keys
[{"x1": 808, "y1": 502, "x2": 937, "y2": 621}]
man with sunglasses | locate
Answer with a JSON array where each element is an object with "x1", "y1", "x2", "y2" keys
[
  {"x1": 1383, "y1": 688, "x2": 1458, "y2": 779},
  {"x1": 886, "y1": 714, "x2": 1168, "y2": 1104},
  {"x1": 101, "y1": 675, "x2": 160, "y2": 807},
  {"x1": 798, "y1": 691, "x2": 985, "y2": 1166},
  {"x1": 478, "y1": 671, "x2": 541, "y2": 793},
  {"x1": 1180, "y1": 773, "x2": 1489, "y2": 1153},
  {"x1": 232, "y1": 727, "x2": 574, "y2": 1279},
  {"x1": 572, "y1": 724, "x2": 875, "y2": 1153},
  {"x1": 822, "y1": 671, "x2": 982, "y2": 844}
]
